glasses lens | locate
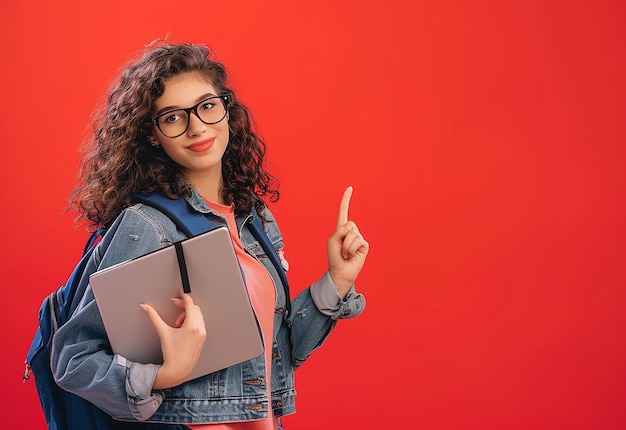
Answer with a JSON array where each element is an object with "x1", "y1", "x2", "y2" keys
[
  {"x1": 197, "y1": 97, "x2": 226, "y2": 125},
  {"x1": 158, "y1": 110, "x2": 188, "y2": 138}
]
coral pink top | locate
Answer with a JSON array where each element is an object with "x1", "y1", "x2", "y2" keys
[{"x1": 188, "y1": 201, "x2": 279, "y2": 429}]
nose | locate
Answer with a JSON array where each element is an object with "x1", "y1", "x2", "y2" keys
[{"x1": 187, "y1": 111, "x2": 206, "y2": 136}]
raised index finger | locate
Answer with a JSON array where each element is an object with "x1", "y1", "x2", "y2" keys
[{"x1": 336, "y1": 186, "x2": 353, "y2": 228}]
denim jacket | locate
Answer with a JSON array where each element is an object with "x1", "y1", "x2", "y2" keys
[{"x1": 50, "y1": 189, "x2": 366, "y2": 425}]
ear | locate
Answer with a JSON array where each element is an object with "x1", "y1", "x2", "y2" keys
[
  {"x1": 140, "y1": 122, "x2": 160, "y2": 147},
  {"x1": 147, "y1": 135, "x2": 160, "y2": 147}
]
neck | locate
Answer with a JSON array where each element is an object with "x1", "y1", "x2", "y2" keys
[{"x1": 183, "y1": 168, "x2": 225, "y2": 205}]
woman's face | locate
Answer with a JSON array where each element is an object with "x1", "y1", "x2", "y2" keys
[{"x1": 151, "y1": 71, "x2": 229, "y2": 184}]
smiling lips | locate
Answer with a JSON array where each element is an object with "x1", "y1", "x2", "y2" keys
[{"x1": 187, "y1": 137, "x2": 215, "y2": 152}]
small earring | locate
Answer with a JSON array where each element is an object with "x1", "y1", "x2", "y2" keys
[{"x1": 148, "y1": 136, "x2": 159, "y2": 147}]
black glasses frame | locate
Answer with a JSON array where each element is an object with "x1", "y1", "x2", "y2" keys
[{"x1": 151, "y1": 95, "x2": 230, "y2": 138}]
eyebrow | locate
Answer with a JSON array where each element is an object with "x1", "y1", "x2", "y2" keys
[{"x1": 154, "y1": 92, "x2": 217, "y2": 116}]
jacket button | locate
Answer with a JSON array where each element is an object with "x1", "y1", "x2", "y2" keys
[
  {"x1": 276, "y1": 401, "x2": 282, "y2": 407},
  {"x1": 275, "y1": 307, "x2": 284, "y2": 314},
  {"x1": 272, "y1": 352, "x2": 278, "y2": 358}
]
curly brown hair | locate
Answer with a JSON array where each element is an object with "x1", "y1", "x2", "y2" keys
[{"x1": 70, "y1": 41, "x2": 279, "y2": 228}]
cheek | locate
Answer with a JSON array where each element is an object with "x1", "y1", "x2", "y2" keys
[
  {"x1": 223, "y1": 121, "x2": 230, "y2": 143},
  {"x1": 158, "y1": 141, "x2": 180, "y2": 161},
  {"x1": 219, "y1": 124, "x2": 230, "y2": 151}
]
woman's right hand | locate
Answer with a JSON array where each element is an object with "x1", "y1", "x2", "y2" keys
[{"x1": 140, "y1": 294, "x2": 207, "y2": 390}]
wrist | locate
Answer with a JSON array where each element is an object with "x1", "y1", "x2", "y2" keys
[
  {"x1": 152, "y1": 363, "x2": 183, "y2": 390},
  {"x1": 329, "y1": 271, "x2": 352, "y2": 299}
]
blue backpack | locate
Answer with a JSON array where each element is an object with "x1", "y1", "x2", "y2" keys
[{"x1": 24, "y1": 193, "x2": 291, "y2": 430}]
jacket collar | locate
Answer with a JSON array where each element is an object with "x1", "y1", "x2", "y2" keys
[{"x1": 183, "y1": 187, "x2": 254, "y2": 235}]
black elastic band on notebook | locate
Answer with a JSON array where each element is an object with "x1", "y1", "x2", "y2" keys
[{"x1": 174, "y1": 241, "x2": 191, "y2": 294}]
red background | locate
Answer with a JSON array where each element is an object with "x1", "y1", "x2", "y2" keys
[{"x1": 2, "y1": 1, "x2": 626, "y2": 429}]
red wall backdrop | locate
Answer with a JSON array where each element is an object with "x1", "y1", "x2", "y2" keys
[{"x1": 2, "y1": 1, "x2": 625, "y2": 429}]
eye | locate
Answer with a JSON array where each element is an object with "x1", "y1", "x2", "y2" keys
[
  {"x1": 161, "y1": 111, "x2": 184, "y2": 124},
  {"x1": 199, "y1": 100, "x2": 216, "y2": 111}
]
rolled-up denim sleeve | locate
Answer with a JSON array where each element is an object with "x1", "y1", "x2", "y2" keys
[
  {"x1": 310, "y1": 271, "x2": 366, "y2": 319},
  {"x1": 288, "y1": 272, "x2": 367, "y2": 367},
  {"x1": 123, "y1": 357, "x2": 164, "y2": 420}
]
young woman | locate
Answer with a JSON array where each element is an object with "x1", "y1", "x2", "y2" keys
[{"x1": 50, "y1": 41, "x2": 368, "y2": 429}]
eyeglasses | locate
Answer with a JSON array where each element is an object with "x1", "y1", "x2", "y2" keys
[{"x1": 151, "y1": 95, "x2": 230, "y2": 138}]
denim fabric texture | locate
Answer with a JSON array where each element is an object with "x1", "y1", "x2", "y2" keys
[{"x1": 50, "y1": 188, "x2": 365, "y2": 425}]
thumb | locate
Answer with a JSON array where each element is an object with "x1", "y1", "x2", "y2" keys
[{"x1": 140, "y1": 303, "x2": 169, "y2": 336}]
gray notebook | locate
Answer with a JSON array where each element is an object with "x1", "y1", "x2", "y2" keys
[{"x1": 89, "y1": 227, "x2": 263, "y2": 383}]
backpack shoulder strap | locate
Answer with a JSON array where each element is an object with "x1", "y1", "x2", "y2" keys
[
  {"x1": 248, "y1": 207, "x2": 291, "y2": 320},
  {"x1": 132, "y1": 192, "x2": 220, "y2": 236}
]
